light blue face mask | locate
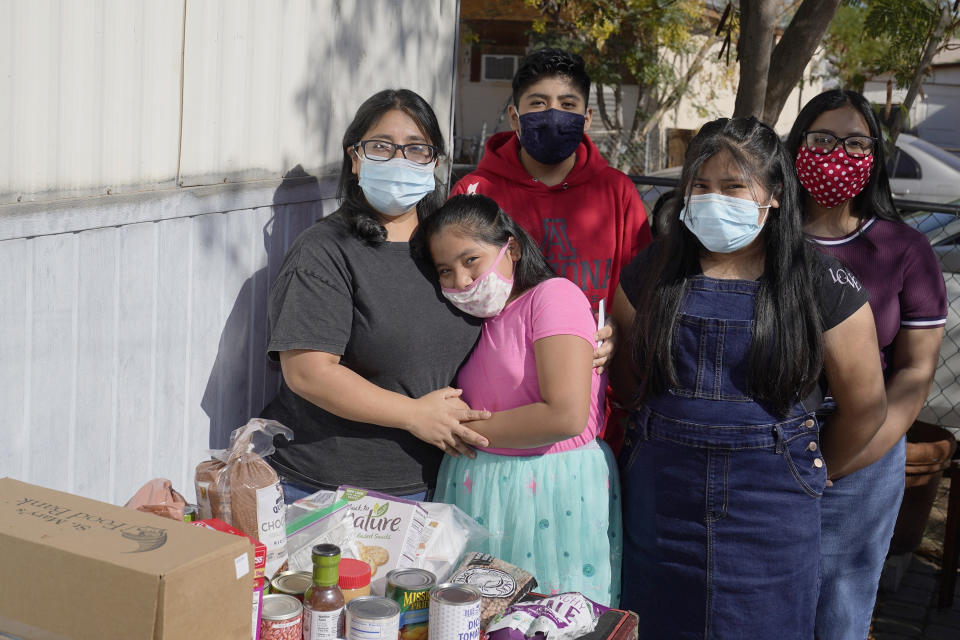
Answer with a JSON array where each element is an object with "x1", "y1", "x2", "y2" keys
[
  {"x1": 680, "y1": 193, "x2": 772, "y2": 253},
  {"x1": 358, "y1": 157, "x2": 437, "y2": 216}
]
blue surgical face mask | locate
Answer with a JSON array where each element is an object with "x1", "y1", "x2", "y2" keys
[
  {"x1": 680, "y1": 193, "x2": 772, "y2": 253},
  {"x1": 517, "y1": 109, "x2": 585, "y2": 165},
  {"x1": 358, "y1": 157, "x2": 437, "y2": 216}
]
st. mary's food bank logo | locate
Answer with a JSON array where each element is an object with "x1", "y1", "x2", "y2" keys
[{"x1": 15, "y1": 496, "x2": 168, "y2": 552}]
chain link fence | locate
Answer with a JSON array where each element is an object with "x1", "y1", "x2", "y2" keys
[{"x1": 900, "y1": 204, "x2": 960, "y2": 438}]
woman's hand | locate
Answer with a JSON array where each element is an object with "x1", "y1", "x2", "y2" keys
[
  {"x1": 593, "y1": 317, "x2": 615, "y2": 374},
  {"x1": 407, "y1": 388, "x2": 491, "y2": 457},
  {"x1": 280, "y1": 351, "x2": 490, "y2": 455}
]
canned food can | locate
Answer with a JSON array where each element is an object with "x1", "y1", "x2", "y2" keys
[
  {"x1": 345, "y1": 596, "x2": 401, "y2": 640},
  {"x1": 182, "y1": 504, "x2": 197, "y2": 522},
  {"x1": 386, "y1": 568, "x2": 435, "y2": 640},
  {"x1": 270, "y1": 570, "x2": 313, "y2": 602},
  {"x1": 260, "y1": 594, "x2": 303, "y2": 640},
  {"x1": 428, "y1": 583, "x2": 481, "y2": 640}
]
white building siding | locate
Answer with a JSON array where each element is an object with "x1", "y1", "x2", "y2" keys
[
  {"x1": 0, "y1": 0, "x2": 184, "y2": 203},
  {"x1": 0, "y1": 0, "x2": 460, "y2": 504},
  {"x1": 0, "y1": 186, "x2": 326, "y2": 504}
]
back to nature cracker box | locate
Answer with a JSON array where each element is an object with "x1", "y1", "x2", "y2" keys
[
  {"x1": 336, "y1": 485, "x2": 428, "y2": 594},
  {"x1": 0, "y1": 478, "x2": 253, "y2": 640}
]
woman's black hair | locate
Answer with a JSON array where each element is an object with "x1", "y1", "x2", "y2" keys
[
  {"x1": 418, "y1": 194, "x2": 556, "y2": 295},
  {"x1": 337, "y1": 89, "x2": 447, "y2": 244},
  {"x1": 785, "y1": 89, "x2": 901, "y2": 224},
  {"x1": 633, "y1": 117, "x2": 823, "y2": 416}
]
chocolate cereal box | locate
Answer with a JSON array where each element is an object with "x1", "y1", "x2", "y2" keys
[{"x1": 336, "y1": 486, "x2": 428, "y2": 595}]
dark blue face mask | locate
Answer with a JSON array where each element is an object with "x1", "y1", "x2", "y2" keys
[{"x1": 517, "y1": 109, "x2": 586, "y2": 165}]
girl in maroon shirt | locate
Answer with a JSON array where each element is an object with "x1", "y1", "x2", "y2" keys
[{"x1": 787, "y1": 89, "x2": 947, "y2": 640}]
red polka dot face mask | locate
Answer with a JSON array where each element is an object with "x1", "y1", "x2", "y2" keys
[{"x1": 795, "y1": 146, "x2": 874, "y2": 209}]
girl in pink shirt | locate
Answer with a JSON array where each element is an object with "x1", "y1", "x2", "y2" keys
[{"x1": 421, "y1": 194, "x2": 621, "y2": 605}]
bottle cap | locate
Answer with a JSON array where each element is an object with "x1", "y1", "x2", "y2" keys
[
  {"x1": 312, "y1": 544, "x2": 341, "y2": 567},
  {"x1": 338, "y1": 558, "x2": 372, "y2": 589}
]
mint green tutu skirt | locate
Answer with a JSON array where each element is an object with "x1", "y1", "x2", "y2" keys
[{"x1": 434, "y1": 439, "x2": 622, "y2": 606}]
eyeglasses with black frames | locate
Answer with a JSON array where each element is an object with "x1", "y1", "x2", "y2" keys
[
  {"x1": 803, "y1": 131, "x2": 877, "y2": 158},
  {"x1": 353, "y1": 140, "x2": 438, "y2": 165}
]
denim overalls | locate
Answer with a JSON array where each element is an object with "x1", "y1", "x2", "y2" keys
[{"x1": 620, "y1": 276, "x2": 827, "y2": 639}]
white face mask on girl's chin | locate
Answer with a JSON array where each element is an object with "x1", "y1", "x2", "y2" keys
[
  {"x1": 440, "y1": 244, "x2": 515, "y2": 318},
  {"x1": 358, "y1": 157, "x2": 437, "y2": 216}
]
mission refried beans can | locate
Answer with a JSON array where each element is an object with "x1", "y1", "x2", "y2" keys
[
  {"x1": 345, "y1": 596, "x2": 401, "y2": 640},
  {"x1": 386, "y1": 568, "x2": 435, "y2": 639},
  {"x1": 427, "y1": 583, "x2": 481, "y2": 640}
]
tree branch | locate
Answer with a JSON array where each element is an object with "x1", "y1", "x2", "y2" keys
[
  {"x1": 891, "y1": 1, "x2": 955, "y2": 141},
  {"x1": 639, "y1": 36, "x2": 715, "y2": 139},
  {"x1": 761, "y1": 0, "x2": 842, "y2": 124},
  {"x1": 595, "y1": 83, "x2": 616, "y2": 132},
  {"x1": 733, "y1": 0, "x2": 778, "y2": 118}
]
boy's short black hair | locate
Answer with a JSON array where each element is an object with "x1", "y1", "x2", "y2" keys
[{"x1": 512, "y1": 47, "x2": 591, "y2": 107}]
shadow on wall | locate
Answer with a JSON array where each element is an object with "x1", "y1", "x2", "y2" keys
[
  {"x1": 200, "y1": 0, "x2": 451, "y2": 449},
  {"x1": 202, "y1": 166, "x2": 328, "y2": 449},
  {"x1": 294, "y1": 0, "x2": 447, "y2": 165}
]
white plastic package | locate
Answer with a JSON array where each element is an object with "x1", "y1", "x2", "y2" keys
[{"x1": 415, "y1": 501, "x2": 491, "y2": 582}]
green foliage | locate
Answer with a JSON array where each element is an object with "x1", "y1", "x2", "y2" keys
[
  {"x1": 821, "y1": 3, "x2": 889, "y2": 91},
  {"x1": 523, "y1": 0, "x2": 703, "y2": 96},
  {"x1": 863, "y1": 0, "x2": 949, "y2": 87}
]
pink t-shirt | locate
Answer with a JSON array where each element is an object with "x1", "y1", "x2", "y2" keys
[{"x1": 457, "y1": 277, "x2": 607, "y2": 456}]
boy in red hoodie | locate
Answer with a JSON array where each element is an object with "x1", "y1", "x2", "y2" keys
[
  {"x1": 451, "y1": 47, "x2": 651, "y2": 312},
  {"x1": 451, "y1": 48, "x2": 651, "y2": 451}
]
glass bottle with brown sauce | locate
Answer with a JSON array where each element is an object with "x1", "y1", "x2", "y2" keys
[{"x1": 302, "y1": 544, "x2": 345, "y2": 640}]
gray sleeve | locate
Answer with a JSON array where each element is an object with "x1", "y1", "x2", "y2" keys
[{"x1": 267, "y1": 266, "x2": 353, "y2": 361}]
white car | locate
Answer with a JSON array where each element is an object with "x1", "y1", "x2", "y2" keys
[{"x1": 887, "y1": 133, "x2": 960, "y2": 203}]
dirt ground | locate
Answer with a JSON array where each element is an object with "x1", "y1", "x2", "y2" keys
[{"x1": 916, "y1": 475, "x2": 952, "y2": 568}]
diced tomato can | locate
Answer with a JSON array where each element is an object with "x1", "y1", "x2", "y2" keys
[
  {"x1": 428, "y1": 583, "x2": 481, "y2": 640},
  {"x1": 260, "y1": 594, "x2": 303, "y2": 640}
]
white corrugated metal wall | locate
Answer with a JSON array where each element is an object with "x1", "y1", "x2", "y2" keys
[{"x1": 0, "y1": 0, "x2": 460, "y2": 504}]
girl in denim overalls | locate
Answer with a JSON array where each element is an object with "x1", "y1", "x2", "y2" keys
[{"x1": 610, "y1": 118, "x2": 887, "y2": 638}]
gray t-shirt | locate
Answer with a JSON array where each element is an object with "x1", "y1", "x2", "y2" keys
[{"x1": 262, "y1": 211, "x2": 480, "y2": 494}]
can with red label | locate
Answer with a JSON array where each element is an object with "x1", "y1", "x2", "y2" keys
[
  {"x1": 427, "y1": 583, "x2": 481, "y2": 640},
  {"x1": 260, "y1": 594, "x2": 303, "y2": 640}
]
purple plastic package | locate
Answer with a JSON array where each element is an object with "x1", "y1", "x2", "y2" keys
[{"x1": 486, "y1": 592, "x2": 610, "y2": 640}]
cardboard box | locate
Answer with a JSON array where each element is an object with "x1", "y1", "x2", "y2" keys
[{"x1": 0, "y1": 477, "x2": 254, "y2": 640}]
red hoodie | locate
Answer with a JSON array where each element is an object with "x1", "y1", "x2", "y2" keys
[{"x1": 451, "y1": 131, "x2": 651, "y2": 311}]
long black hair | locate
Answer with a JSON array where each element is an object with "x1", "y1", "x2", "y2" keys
[
  {"x1": 418, "y1": 194, "x2": 556, "y2": 296},
  {"x1": 785, "y1": 89, "x2": 901, "y2": 224},
  {"x1": 338, "y1": 89, "x2": 447, "y2": 244},
  {"x1": 633, "y1": 117, "x2": 823, "y2": 416}
]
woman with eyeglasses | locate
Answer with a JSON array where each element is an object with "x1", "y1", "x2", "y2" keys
[
  {"x1": 260, "y1": 89, "x2": 491, "y2": 503},
  {"x1": 786, "y1": 89, "x2": 947, "y2": 640}
]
